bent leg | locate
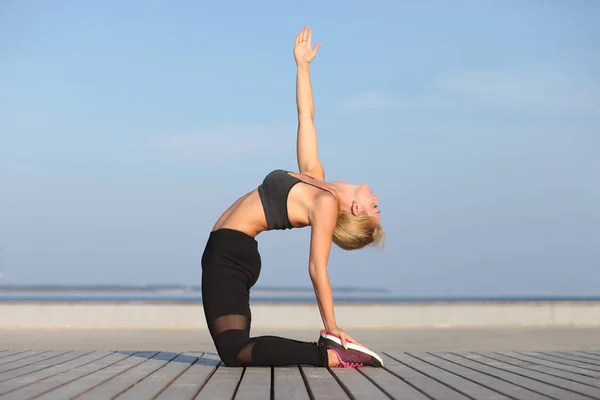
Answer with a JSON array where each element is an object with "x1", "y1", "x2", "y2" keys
[
  {"x1": 246, "y1": 335, "x2": 328, "y2": 367},
  {"x1": 208, "y1": 314, "x2": 328, "y2": 367},
  {"x1": 201, "y1": 229, "x2": 327, "y2": 367}
]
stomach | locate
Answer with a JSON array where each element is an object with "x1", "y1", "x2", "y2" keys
[{"x1": 211, "y1": 189, "x2": 269, "y2": 237}]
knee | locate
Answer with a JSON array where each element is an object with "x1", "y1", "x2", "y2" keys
[
  {"x1": 217, "y1": 346, "x2": 243, "y2": 367},
  {"x1": 214, "y1": 330, "x2": 249, "y2": 367}
]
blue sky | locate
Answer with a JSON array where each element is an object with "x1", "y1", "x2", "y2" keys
[{"x1": 1, "y1": 0, "x2": 599, "y2": 296}]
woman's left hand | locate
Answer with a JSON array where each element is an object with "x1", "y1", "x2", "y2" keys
[
  {"x1": 294, "y1": 26, "x2": 321, "y2": 66},
  {"x1": 327, "y1": 326, "x2": 365, "y2": 349}
]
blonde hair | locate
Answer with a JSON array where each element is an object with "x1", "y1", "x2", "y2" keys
[{"x1": 332, "y1": 211, "x2": 385, "y2": 251}]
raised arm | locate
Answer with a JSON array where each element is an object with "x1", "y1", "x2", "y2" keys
[{"x1": 294, "y1": 27, "x2": 324, "y2": 180}]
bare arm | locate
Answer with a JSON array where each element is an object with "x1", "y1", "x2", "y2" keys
[
  {"x1": 308, "y1": 193, "x2": 366, "y2": 348},
  {"x1": 308, "y1": 194, "x2": 338, "y2": 331},
  {"x1": 294, "y1": 27, "x2": 324, "y2": 180}
]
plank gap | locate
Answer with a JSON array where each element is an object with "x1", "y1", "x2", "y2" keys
[
  {"x1": 270, "y1": 367, "x2": 274, "y2": 400},
  {"x1": 326, "y1": 367, "x2": 355, "y2": 400},
  {"x1": 188, "y1": 360, "x2": 222, "y2": 399},
  {"x1": 298, "y1": 366, "x2": 315, "y2": 400},
  {"x1": 231, "y1": 366, "x2": 246, "y2": 400}
]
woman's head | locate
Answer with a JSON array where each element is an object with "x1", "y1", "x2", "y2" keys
[{"x1": 332, "y1": 183, "x2": 384, "y2": 251}]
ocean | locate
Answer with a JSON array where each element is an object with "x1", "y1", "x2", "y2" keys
[{"x1": 0, "y1": 285, "x2": 598, "y2": 303}]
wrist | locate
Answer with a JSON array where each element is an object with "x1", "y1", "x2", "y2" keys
[
  {"x1": 297, "y1": 62, "x2": 310, "y2": 71},
  {"x1": 325, "y1": 322, "x2": 337, "y2": 331}
]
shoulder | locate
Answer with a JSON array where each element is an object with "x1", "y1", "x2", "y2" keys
[
  {"x1": 301, "y1": 165, "x2": 325, "y2": 182},
  {"x1": 309, "y1": 192, "x2": 338, "y2": 227}
]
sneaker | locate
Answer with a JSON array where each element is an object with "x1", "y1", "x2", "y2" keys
[
  {"x1": 318, "y1": 330, "x2": 384, "y2": 367},
  {"x1": 327, "y1": 346, "x2": 384, "y2": 368}
]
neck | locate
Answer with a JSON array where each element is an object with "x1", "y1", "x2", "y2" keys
[{"x1": 327, "y1": 181, "x2": 356, "y2": 212}]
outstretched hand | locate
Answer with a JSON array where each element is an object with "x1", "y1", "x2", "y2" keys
[
  {"x1": 294, "y1": 26, "x2": 321, "y2": 66},
  {"x1": 327, "y1": 327, "x2": 365, "y2": 349}
]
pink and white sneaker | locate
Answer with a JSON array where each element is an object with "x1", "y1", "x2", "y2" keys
[{"x1": 318, "y1": 330, "x2": 384, "y2": 367}]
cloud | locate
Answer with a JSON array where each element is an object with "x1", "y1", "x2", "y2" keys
[
  {"x1": 341, "y1": 65, "x2": 600, "y2": 113},
  {"x1": 135, "y1": 124, "x2": 293, "y2": 163}
]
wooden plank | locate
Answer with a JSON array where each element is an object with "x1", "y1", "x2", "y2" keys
[
  {"x1": 74, "y1": 351, "x2": 178, "y2": 400},
  {"x1": 418, "y1": 352, "x2": 551, "y2": 400},
  {"x1": 570, "y1": 352, "x2": 600, "y2": 362},
  {"x1": 299, "y1": 366, "x2": 348, "y2": 400},
  {"x1": 273, "y1": 366, "x2": 310, "y2": 400},
  {"x1": 154, "y1": 352, "x2": 220, "y2": 400},
  {"x1": 518, "y1": 352, "x2": 600, "y2": 373},
  {"x1": 435, "y1": 352, "x2": 563, "y2": 400},
  {"x1": 0, "y1": 351, "x2": 48, "y2": 367},
  {"x1": 114, "y1": 352, "x2": 199, "y2": 400},
  {"x1": 0, "y1": 352, "x2": 30, "y2": 362},
  {"x1": 552, "y1": 352, "x2": 600, "y2": 366},
  {"x1": 468, "y1": 352, "x2": 600, "y2": 400},
  {"x1": 235, "y1": 367, "x2": 271, "y2": 400},
  {"x1": 381, "y1": 353, "x2": 470, "y2": 400},
  {"x1": 390, "y1": 352, "x2": 512, "y2": 399},
  {"x1": 0, "y1": 351, "x2": 70, "y2": 375},
  {"x1": 0, "y1": 351, "x2": 132, "y2": 400},
  {"x1": 35, "y1": 351, "x2": 156, "y2": 400},
  {"x1": 329, "y1": 368, "x2": 388, "y2": 399},
  {"x1": 499, "y1": 352, "x2": 600, "y2": 380},
  {"x1": 359, "y1": 366, "x2": 430, "y2": 400},
  {"x1": 492, "y1": 352, "x2": 600, "y2": 390},
  {"x1": 581, "y1": 351, "x2": 600, "y2": 360},
  {"x1": 0, "y1": 350, "x2": 105, "y2": 395},
  {"x1": 193, "y1": 365, "x2": 242, "y2": 400}
]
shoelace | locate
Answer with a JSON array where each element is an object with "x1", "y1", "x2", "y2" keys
[{"x1": 338, "y1": 360, "x2": 364, "y2": 368}]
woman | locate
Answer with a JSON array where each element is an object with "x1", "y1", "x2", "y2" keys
[{"x1": 201, "y1": 27, "x2": 384, "y2": 368}]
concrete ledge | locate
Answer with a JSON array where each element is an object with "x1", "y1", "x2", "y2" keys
[{"x1": 1, "y1": 301, "x2": 599, "y2": 329}]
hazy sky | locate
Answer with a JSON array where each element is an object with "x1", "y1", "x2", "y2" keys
[{"x1": 1, "y1": 0, "x2": 599, "y2": 296}]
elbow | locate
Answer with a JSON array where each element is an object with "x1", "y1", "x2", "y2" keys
[
  {"x1": 308, "y1": 263, "x2": 326, "y2": 280},
  {"x1": 298, "y1": 111, "x2": 314, "y2": 122}
]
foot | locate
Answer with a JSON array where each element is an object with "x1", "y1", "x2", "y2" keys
[
  {"x1": 319, "y1": 330, "x2": 384, "y2": 367},
  {"x1": 327, "y1": 347, "x2": 384, "y2": 368}
]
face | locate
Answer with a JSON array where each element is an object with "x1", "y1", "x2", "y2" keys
[{"x1": 351, "y1": 184, "x2": 381, "y2": 224}]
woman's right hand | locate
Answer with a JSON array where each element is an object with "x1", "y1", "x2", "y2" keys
[
  {"x1": 294, "y1": 26, "x2": 321, "y2": 66},
  {"x1": 327, "y1": 326, "x2": 365, "y2": 349}
]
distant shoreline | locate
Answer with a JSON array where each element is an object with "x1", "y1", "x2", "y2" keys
[
  {"x1": 1, "y1": 284, "x2": 599, "y2": 303},
  {"x1": 0, "y1": 284, "x2": 386, "y2": 293},
  {"x1": 2, "y1": 295, "x2": 600, "y2": 303}
]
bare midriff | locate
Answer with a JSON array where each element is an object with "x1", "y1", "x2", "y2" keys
[{"x1": 211, "y1": 180, "x2": 329, "y2": 237}]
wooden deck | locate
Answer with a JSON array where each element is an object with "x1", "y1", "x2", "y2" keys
[{"x1": 0, "y1": 349, "x2": 599, "y2": 399}]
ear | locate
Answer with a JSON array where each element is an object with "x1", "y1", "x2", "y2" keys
[{"x1": 350, "y1": 200, "x2": 360, "y2": 216}]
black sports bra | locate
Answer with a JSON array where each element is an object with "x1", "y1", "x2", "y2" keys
[{"x1": 257, "y1": 169, "x2": 334, "y2": 230}]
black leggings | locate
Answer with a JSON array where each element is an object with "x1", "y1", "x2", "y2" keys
[{"x1": 201, "y1": 228, "x2": 329, "y2": 367}]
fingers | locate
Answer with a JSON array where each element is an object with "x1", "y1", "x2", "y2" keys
[
  {"x1": 345, "y1": 333, "x2": 365, "y2": 348},
  {"x1": 296, "y1": 26, "x2": 313, "y2": 44},
  {"x1": 340, "y1": 333, "x2": 348, "y2": 349}
]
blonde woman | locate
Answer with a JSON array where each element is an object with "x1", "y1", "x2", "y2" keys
[{"x1": 201, "y1": 27, "x2": 384, "y2": 368}]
